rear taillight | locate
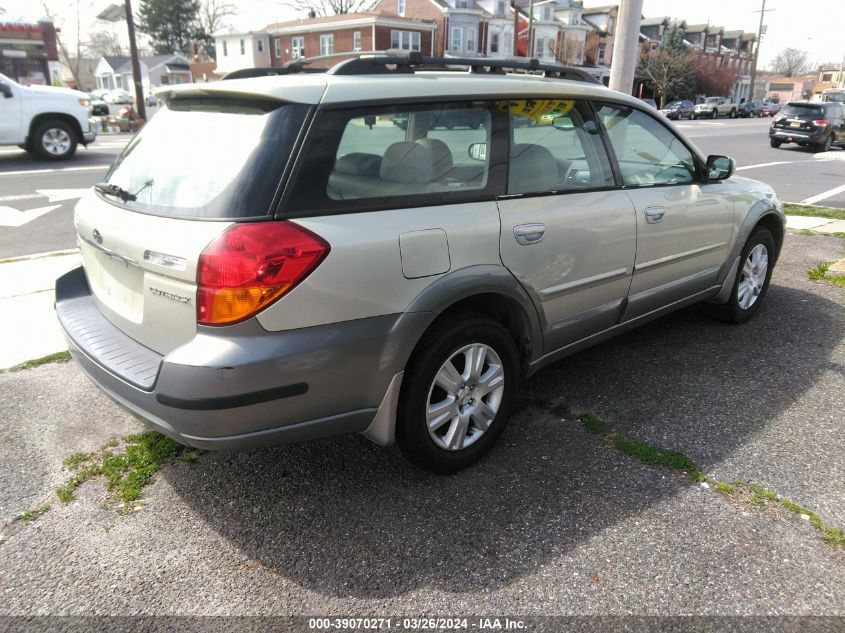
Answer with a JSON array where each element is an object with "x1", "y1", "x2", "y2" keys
[
  {"x1": 197, "y1": 222, "x2": 330, "y2": 326},
  {"x1": 812, "y1": 119, "x2": 829, "y2": 127}
]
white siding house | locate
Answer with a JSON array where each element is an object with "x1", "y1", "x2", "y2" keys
[{"x1": 214, "y1": 32, "x2": 271, "y2": 74}]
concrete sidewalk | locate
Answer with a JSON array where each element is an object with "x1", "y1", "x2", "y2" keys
[{"x1": 1, "y1": 214, "x2": 842, "y2": 369}]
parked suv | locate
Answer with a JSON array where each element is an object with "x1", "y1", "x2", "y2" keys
[
  {"x1": 659, "y1": 99, "x2": 694, "y2": 120},
  {"x1": 55, "y1": 54, "x2": 785, "y2": 473},
  {"x1": 693, "y1": 96, "x2": 738, "y2": 119},
  {"x1": 769, "y1": 101, "x2": 845, "y2": 152}
]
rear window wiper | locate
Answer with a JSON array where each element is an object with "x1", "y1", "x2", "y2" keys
[
  {"x1": 95, "y1": 182, "x2": 136, "y2": 202},
  {"x1": 95, "y1": 179, "x2": 154, "y2": 203}
]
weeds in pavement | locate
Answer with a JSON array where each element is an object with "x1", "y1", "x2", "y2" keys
[
  {"x1": 783, "y1": 204, "x2": 845, "y2": 221},
  {"x1": 57, "y1": 433, "x2": 203, "y2": 514},
  {"x1": 572, "y1": 413, "x2": 845, "y2": 550},
  {"x1": 807, "y1": 262, "x2": 845, "y2": 288},
  {"x1": 17, "y1": 503, "x2": 50, "y2": 523},
  {"x1": 7, "y1": 351, "x2": 71, "y2": 372}
]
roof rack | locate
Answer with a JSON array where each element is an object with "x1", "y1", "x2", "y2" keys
[{"x1": 222, "y1": 50, "x2": 602, "y2": 85}]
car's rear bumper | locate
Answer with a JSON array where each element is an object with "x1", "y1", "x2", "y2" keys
[
  {"x1": 55, "y1": 266, "x2": 426, "y2": 449},
  {"x1": 769, "y1": 129, "x2": 822, "y2": 143}
]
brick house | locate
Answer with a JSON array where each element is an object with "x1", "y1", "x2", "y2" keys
[
  {"x1": 0, "y1": 20, "x2": 60, "y2": 85},
  {"x1": 266, "y1": 13, "x2": 438, "y2": 66}
]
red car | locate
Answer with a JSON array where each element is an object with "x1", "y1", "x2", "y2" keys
[{"x1": 761, "y1": 102, "x2": 782, "y2": 117}]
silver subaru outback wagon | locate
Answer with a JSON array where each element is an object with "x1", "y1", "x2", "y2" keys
[{"x1": 55, "y1": 54, "x2": 785, "y2": 473}]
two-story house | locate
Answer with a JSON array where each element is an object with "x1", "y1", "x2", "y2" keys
[{"x1": 214, "y1": 31, "x2": 271, "y2": 74}]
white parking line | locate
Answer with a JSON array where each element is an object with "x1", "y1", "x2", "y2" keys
[
  {"x1": 735, "y1": 161, "x2": 805, "y2": 171},
  {"x1": 0, "y1": 165, "x2": 107, "y2": 177},
  {"x1": 801, "y1": 183, "x2": 845, "y2": 205}
]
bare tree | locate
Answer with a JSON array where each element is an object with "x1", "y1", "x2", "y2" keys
[
  {"x1": 770, "y1": 47, "x2": 812, "y2": 77},
  {"x1": 197, "y1": 0, "x2": 236, "y2": 35},
  {"x1": 41, "y1": 0, "x2": 85, "y2": 88},
  {"x1": 280, "y1": 0, "x2": 372, "y2": 18},
  {"x1": 84, "y1": 30, "x2": 126, "y2": 57}
]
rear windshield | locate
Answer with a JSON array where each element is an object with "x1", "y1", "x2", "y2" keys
[
  {"x1": 781, "y1": 104, "x2": 823, "y2": 118},
  {"x1": 102, "y1": 98, "x2": 308, "y2": 219}
]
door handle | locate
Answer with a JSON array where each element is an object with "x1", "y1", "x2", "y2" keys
[
  {"x1": 513, "y1": 223, "x2": 546, "y2": 245},
  {"x1": 644, "y1": 206, "x2": 666, "y2": 224}
]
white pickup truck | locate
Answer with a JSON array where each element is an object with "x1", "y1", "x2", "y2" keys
[
  {"x1": 0, "y1": 72, "x2": 96, "y2": 160},
  {"x1": 693, "y1": 96, "x2": 739, "y2": 120}
]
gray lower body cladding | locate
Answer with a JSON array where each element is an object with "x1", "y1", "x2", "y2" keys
[{"x1": 55, "y1": 266, "x2": 428, "y2": 449}]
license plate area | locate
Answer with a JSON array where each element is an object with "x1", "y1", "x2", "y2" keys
[{"x1": 81, "y1": 244, "x2": 144, "y2": 323}]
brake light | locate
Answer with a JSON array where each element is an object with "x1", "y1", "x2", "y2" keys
[
  {"x1": 812, "y1": 119, "x2": 829, "y2": 127},
  {"x1": 197, "y1": 222, "x2": 330, "y2": 325}
]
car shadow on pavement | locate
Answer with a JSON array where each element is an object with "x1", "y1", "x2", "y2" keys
[{"x1": 166, "y1": 282, "x2": 845, "y2": 599}]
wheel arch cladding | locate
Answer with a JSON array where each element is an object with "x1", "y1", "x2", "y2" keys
[
  {"x1": 401, "y1": 265, "x2": 543, "y2": 376},
  {"x1": 29, "y1": 113, "x2": 83, "y2": 143}
]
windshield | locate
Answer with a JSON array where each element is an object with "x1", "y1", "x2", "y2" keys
[
  {"x1": 665, "y1": 101, "x2": 682, "y2": 108},
  {"x1": 823, "y1": 90, "x2": 845, "y2": 103},
  {"x1": 782, "y1": 105, "x2": 823, "y2": 117},
  {"x1": 0, "y1": 72, "x2": 19, "y2": 86},
  {"x1": 705, "y1": 97, "x2": 720, "y2": 103},
  {"x1": 103, "y1": 98, "x2": 308, "y2": 219}
]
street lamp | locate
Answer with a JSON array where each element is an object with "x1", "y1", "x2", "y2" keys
[{"x1": 97, "y1": 2, "x2": 146, "y2": 120}]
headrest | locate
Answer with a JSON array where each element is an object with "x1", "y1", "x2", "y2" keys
[
  {"x1": 509, "y1": 143, "x2": 559, "y2": 194},
  {"x1": 380, "y1": 141, "x2": 436, "y2": 184},
  {"x1": 416, "y1": 138, "x2": 454, "y2": 180},
  {"x1": 334, "y1": 152, "x2": 382, "y2": 177}
]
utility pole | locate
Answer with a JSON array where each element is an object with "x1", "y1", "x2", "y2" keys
[
  {"x1": 527, "y1": 0, "x2": 535, "y2": 58},
  {"x1": 609, "y1": 0, "x2": 643, "y2": 94},
  {"x1": 125, "y1": 0, "x2": 146, "y2": 120},
  {"x1": 749, "y1": 0, "x2": 774, "y2": 102},
  {"x1": 512, "y1": 0, "x2": 519, "y2": 56}
]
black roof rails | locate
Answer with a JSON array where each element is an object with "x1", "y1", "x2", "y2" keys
[{"x1": 222, "y1": 50, "x2": 601, "y2": 85}]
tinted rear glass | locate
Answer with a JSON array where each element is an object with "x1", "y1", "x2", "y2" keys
[
  {"x1": 102, "y1": 98, "x2": 308, "y2": 219},
  {"x1": 782, "y1": 104, "x2": 823, "y2": 118}
]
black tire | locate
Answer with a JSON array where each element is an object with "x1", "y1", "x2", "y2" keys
[
  {"x1": 32, "y1": 119, "x2": 77, "y2": 160},
  {"x1": 712, "y1": 109, "x2": 718, "y2": 119},
  {"x1": 729, "y1": 108, "x2": 737, "y2": 119},
  {"x1": 692, "y1": 113, "x2": 697, "y2": 120},
  {"x1": 707, "y1": 228, "x2": 775, "y2": 324},
  {"x1": 395, "y1": 313, "x2": 520, "y2": 474},
  {"x1": 770, "y1": 138, "x2": 782, "y2": 148},
  {"x1": 814, "y1": 134, "x2": 833, "y2": 153}
]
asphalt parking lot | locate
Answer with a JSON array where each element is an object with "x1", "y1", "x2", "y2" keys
[{"x1": 1, "y1": 231, "x2": 843, "y2": 620}]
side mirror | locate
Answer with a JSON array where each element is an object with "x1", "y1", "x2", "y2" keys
[
  {"x1": 468, "y1": 142, "x2": 487, "y2": 162},
  {"x1": 706, "y1": 155, "x2": 734, "y2": 181},
  {"x1": 0, "y1": 82, "x2": 12, "y2": 98}
]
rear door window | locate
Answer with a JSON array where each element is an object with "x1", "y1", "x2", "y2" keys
[
  {"x1": 500, "y1": 98, "x2": 615, "y2": 194},
  {"x1": 781, "y1": 105, "x2": 823, "y2": 118},
  {"x1": 102, "y1": 98, "x2": 309, "y2": 219}
]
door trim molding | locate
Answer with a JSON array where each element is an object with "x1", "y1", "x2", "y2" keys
[
  {"x1": 539, "y1": 267, "x2": 630, "y2": 301},
  {"x1": 635, "y1": 241, "x2": 728, "y2": 273}
]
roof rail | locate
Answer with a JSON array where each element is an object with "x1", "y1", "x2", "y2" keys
[{"x1": 222, "y1": 50, "x2": 602, "y2": 85}]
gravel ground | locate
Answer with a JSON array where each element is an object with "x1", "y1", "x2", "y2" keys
[{"x1": 1, "y1": 233, "x2": 843, "y2": 621}]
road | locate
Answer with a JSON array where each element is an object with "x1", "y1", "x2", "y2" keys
[
  {"x1": 0, "y1": 117, "x2": 843, "y2": 260},
  {"x1": 1, "y1": 231, "x2": 843, "y2": 618}
]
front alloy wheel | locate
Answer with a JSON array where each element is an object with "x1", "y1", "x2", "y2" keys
[
  {"x1": 707, "y1": 228, "x2": 775, "y2": 324},
  {"x1": 737, "y1": 244, "x2": 769, "y2": 310},
  {"x1": 33, "y1": 120, "x2": 77, "y2": 160}
]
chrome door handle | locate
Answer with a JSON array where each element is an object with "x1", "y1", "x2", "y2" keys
[
  {"x1": 645, "y1": 206, "x2": 666, "y2": 224},
  {"x1": 513, "y1": 223, "x2": 546, "y2": 245}
]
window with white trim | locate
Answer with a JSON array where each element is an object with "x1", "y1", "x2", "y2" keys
[
  {"x1": 398, "y1": 0, "x2": 405, "y2": 15},
  {"x1": 274, "y1": 38, "x2": 281, "y2": 58},
  {"x1": 455, "y1": 0, "x2": 469, "y2": 8},
  {"x1": 257, "y1": 39, "x2": 264, "y2": 52},
  {"x1": 496, "y1": 0, "x2": 505, "y2": 14},
  {"x1": 450, "y1": 27, "x2": 463, "y2": 52},
  {"x1": 291, "y1": 36, "x2": 304, "y2": 58},
  {"x1": 320, "y1": 34, "x2": 334, "y2": 56},
  {"x1": 222, "y1": 40, "x2": 228, "y2": 56},
  {"x1": 391, "y1": 30, "x2": 421, "y2": 51},
  {"x1": 542, "y1": 6, "x2": 552, "y2": 20},
  {"x1": 239, "y1": 38, "x2": 245, "y2": 54},
  {"x1": 466, "y1": 27, "x2": 476, "y2": 52},
  {"x1": 353, "y1": 31, "x2": 362, "y2": 51}
]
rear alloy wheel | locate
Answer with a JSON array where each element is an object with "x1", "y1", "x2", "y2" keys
[
  {"x1": 712, "y1": 109, "x2": 718, "y2": 119},
  {"x1": 815, "y1": 135, "x2": 833, "y2": 153},
  {"x1": 396, "y1": 314, "x2": 519, "y2": 474},
  {"x1": 770, "y1": 138, "x2": 782, "y2": 148},
  {"x1": 729, "y1": 108, "x2": 737, "y2": 118},
  {"x1": 708, "y1": 228, "x2": 775, "y2": 324},
  {"x1": 33, "y1": 120, "x2": 77, "y2": 160}
]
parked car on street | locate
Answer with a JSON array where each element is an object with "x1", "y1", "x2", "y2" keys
[
  {"x1": 659, "y1": 99, "x2": 694, "y2": 120},
  {"x1": 761, "y1": 102, "x2": 782, "y2": 117},
  {"x1": 0, "y1": 72, "x2": 97, "y2": 159},
  {"x1": 55, "y1": 54, "x2": 785, "y2": 473},
  {"x1": 88, "y1": 92, "x2": 109, "y2": 116},
  {"x1": 145, "y1": 93, "x2": 158, "y2": 107},
  {"x1": 769, "y1": 100, "x2": 845, "y2": 152},
  {"x1": 104, "y1": 89, "x2": 133, "y2": 104},
  {"x1": 738, "y1": 101, "x2": 764, "y2": 118},
  {"x1": 694, "y1": 96, "x2": 738, "y2": 119},
  {"x1": 821, "y1": 89, "x2": 845, "y2": 103}
]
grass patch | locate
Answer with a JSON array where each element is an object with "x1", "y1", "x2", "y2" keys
[
  {"x1": 56, "y1": 432, "x2": 200, "y2": 513},
  {"x1": 783, "y1": 203, "x2": 845, "y2": 221},
  {"x1": 573, "y1": 413, "x2": 845, "y2": 549},
  {"x1": 18, "y1": 503, "x2": 50, "y2": 523},
  {"x1": 807, "y1": 261, "x2": 845, "y2": 288},
  {"x1": 8, "y1": 351, "x2": 71, "y2": 372}
]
